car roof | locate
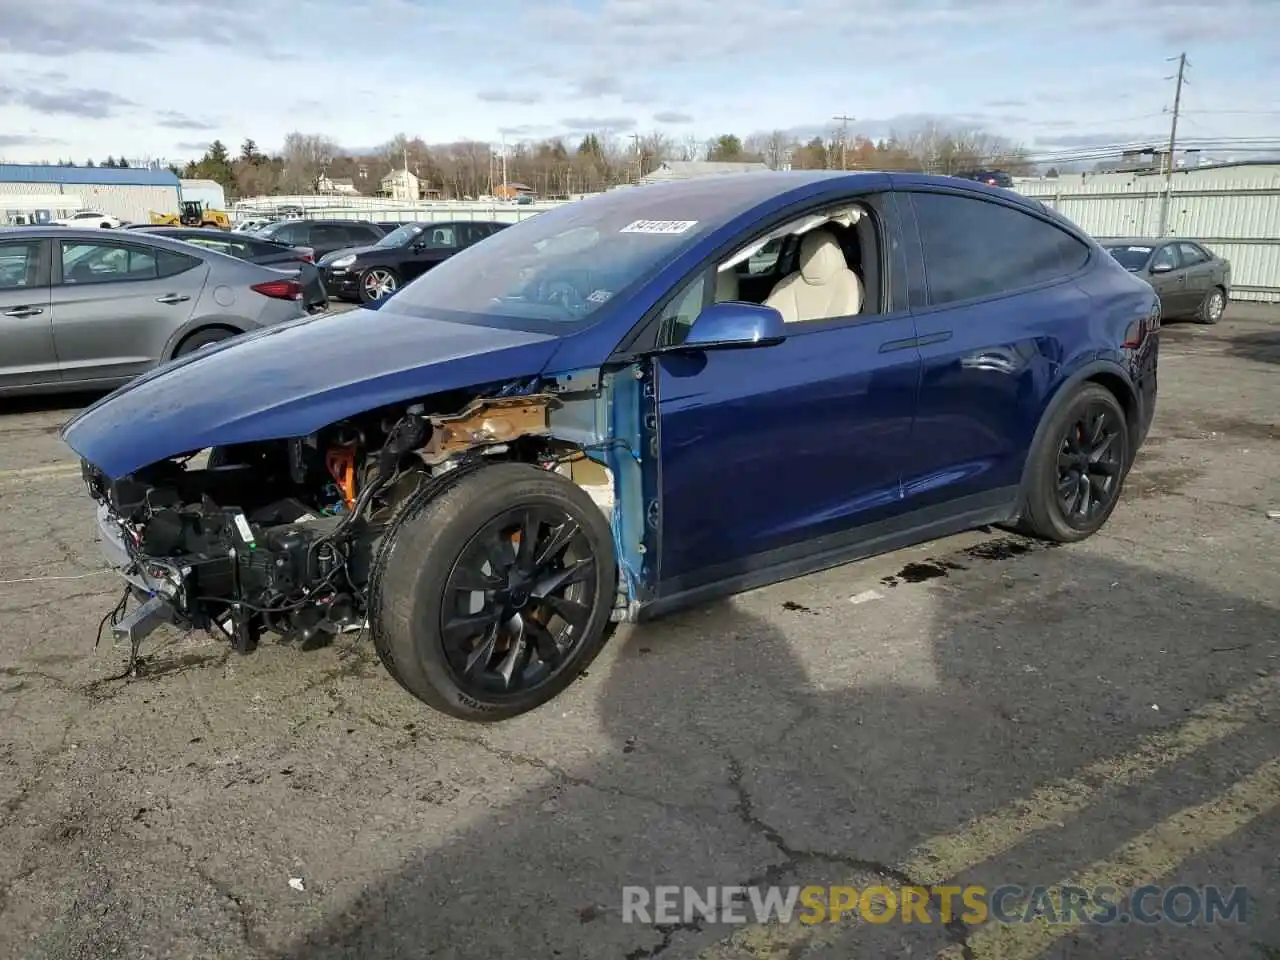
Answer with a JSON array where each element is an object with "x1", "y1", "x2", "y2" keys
[
  {"x1": 0, "y1": 225, "x2": 262, "y2": 262},
  {"x1": 1099, "y1": 237, "x2": 1169, "y2": 248}
]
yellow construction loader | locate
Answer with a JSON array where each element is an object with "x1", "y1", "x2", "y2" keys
[{"x1": 149, "y1": 200, "x2": 231, "y2": 230}]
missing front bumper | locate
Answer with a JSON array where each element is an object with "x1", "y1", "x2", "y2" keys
[{"x1": 112, "y1": 593, "x2": 175, "y2": 646}]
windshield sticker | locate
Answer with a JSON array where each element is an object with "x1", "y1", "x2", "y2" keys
[
  {"x1": 619, "y1": 219, "x2": 698, "y2": 235},
  {"x1": 587, "y1": 289, "x2": 613, "y2": 304},
  {"x1": 1126, "y1": 246, "x2": 1153, "y2": 253}
]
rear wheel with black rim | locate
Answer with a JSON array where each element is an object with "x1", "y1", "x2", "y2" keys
[
  {"x1": 373, "y1": 462, "x2": 618, "y2": 721},
  {"x1": 1017, "y1": 384, "x2": 1130, "y2": 543}
]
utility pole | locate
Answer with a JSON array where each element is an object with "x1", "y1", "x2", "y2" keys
[
  {"x1": 832, "y1": 114, "x2": 855, "y2": 169},
  {"x1": 1158, "y1": 52, "x2": 1188, "y2": 235},
  {"x1": 500, "y1": 133, "x2": 508, "y2": 196},
  {"x1": 630, "y1": 132, "x2": 643, "y2": 181}
]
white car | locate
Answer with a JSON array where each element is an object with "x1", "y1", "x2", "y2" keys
[{"x1": 52, "y1": 210, "x2": 123, "y2": 228}]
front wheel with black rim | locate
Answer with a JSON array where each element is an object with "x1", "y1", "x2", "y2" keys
[
  {"x1": 1017, "y1": 383, "x2": 1130, "y2": 543},
  {"x1": 1197, "y1": 287, "x2": 1226, "y2": 325},
  {"x1": 358, "y1": 267, "x2": 399, "y2": 304},
  {"x1": 372, "y1": 462, "x2": 618, "y2": 721}
]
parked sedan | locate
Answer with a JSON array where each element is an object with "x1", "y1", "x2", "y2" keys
[
  {"x1": 1101, "y1": 237, "x2": 1231, "y2": 324},
  {"x1": 130, "y1": 226, "x2": 328, "y2": 312},
  {"x1": 0, "y1": 226, "x2": 309, "y2": 396},
  {"x1": 62, "y1": 171, "x2": 1160, "y2": 723},
  {"x1": 319, "y1": 220, "x2": 508, "y2": 303}
]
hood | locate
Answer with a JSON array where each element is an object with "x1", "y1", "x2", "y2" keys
[
  {"x1": 61, "y1": 307, "x2": 562, "y2": 479},
  {"x1": 318, "y1": 244, "x2": 381, "y2": 265}
]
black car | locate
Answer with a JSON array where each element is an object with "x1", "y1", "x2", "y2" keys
[
  {"x1": 131, "y1": 226, "x2": 329, "y2": 312},
  {"x1": 252, "y1": 219, "x2": 387, "y2": 260},
  {"x1": 318, "y1": 220, "x2": 508, "y2": 303},
  {"x1": 1100, "y1": 237, "x2": 1232, "y2": 324}
]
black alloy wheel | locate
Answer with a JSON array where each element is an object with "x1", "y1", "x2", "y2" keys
[
  {"x1": 1016, "y1": 383, "x2": 1131, "y2": 543},
  {"x1": 441, "y1": 506, "x2": 596, "y2": 695},
  {"x1": 1055, "y1": 402, "x2": 1124, "y2": 529},
  {"x1": 372, "y1": 462, "x2": 618, "y2": 721}
]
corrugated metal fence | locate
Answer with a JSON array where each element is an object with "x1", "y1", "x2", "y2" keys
[
  {"x1": 1015, "y1": 165, "x2": 1280, "y2": 303},
  {"x1": 242, "y1": 164, "x2": 1280, "y2": 303}
]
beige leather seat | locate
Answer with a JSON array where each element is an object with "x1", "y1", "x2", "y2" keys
[
  {"x1": 714, "y1": 269, "x2": 739, "y2": 302},
  {"x1": 764, "y1": 230, "x2": 862, "y2": 323}
]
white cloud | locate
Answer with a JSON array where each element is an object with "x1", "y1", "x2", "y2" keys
[{"x1": 0, "y1": 0, "x2": 1276, "y2": 163}]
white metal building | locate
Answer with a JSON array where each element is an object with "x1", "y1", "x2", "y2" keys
[
  {"x1": 0, "y1": 163, "x2": 182, "y2": 225},
  {"x1": 179, "y1": 178, "x2": 228, "y2": 211},
  {"x1": 1016, "y1": 161, "x2": 1280, "y2": 302}
]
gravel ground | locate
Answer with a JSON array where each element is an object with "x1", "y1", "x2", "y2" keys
[{"x1": 0, "y1": 304, "x2": 1277, "y2": 960}]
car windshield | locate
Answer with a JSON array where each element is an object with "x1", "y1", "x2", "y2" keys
[
  {"x1": 1105, "y1": 244, "x2": 1153, "y2": 271},
  {"x1": 375, "y1": 223, "x2": 426, "y2": 248},
  {"x1": 386, "y1": 191, "x2": 723, "y2": 327}
]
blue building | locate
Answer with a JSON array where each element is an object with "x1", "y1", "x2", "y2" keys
[{"x1": 0, "y1": 163, "x2": 182, "y2": 225}]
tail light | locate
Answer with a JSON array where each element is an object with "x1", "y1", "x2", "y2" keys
[
  {"x1": 300, "y1": 252, "x2": 314, "y2": 263},
  {"x1": 251, "y1": 278, "x2": 303, "y2": 301}
]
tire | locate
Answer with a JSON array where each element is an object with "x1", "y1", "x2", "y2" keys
[
  {"x1": 1016, "y1": 383, "x2": 1130, "y2": 543},
  {"x1": 174, "y1": 327, "x2": 235, "y2": 357},
  {"x1": 373, "y1": 462, "x2": 618, "y2": 721},
  {"x1": 1197, "y1": 286, "x2": 1226, "y2": 325},
  {"x1": 358, "y1": 267, "x2": 399, "y2": 304}
]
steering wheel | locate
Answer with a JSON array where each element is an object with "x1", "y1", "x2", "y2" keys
[{"x1": 534, "y1": 277, "x2": 586, "y2": 314}]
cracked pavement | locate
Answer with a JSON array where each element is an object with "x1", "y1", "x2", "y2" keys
[{"x1": 1, "y1": 306, "x2": 1278, "y2": 960}]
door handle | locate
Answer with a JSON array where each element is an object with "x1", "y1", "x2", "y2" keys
[
  {"x1": 2, "y1": 306, "x2": 43, "y2": 318},
  {"x1": 156, "y1": 294, "x2": 191, "y2": 304}
]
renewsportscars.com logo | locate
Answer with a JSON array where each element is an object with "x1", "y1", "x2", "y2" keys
[{"x1": 621, "y1": 884, "x2": 1249, "y2": 926}]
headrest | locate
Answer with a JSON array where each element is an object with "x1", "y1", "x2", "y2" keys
[{"x1": 799, "y1": 230, "x2": 846, "y2": 284}]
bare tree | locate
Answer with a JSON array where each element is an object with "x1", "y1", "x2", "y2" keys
[{"x1": 279, "y1": 132, "x2": 340, "y2": 193}]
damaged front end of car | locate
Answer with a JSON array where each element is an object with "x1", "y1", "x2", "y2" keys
[{"x1": 77, "y1": 362, "x2": 653, "y2": 689}]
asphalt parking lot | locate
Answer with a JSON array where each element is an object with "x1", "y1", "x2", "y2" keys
[{"x1": 1, "y1": 305, "x2": 1277, "y2": 960}]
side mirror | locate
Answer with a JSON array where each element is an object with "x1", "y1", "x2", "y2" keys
[
  {"x1": 674, "y1": 301, "x2": 786, "y2": 351},
  {"x1": 1149, "y1": 262, "x2": 1174, "y2": 274}
]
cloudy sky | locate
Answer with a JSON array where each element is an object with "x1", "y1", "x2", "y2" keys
[{"x1": 1, "y1": 0, "x2": 1278, "y2": 165}]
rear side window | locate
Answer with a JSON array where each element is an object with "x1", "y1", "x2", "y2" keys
[
  {"x1": 267, "y1": 222, "x2": 308, "y2": 245},
  {"x1": 245, "y1": 239, "x2": 291, "y2": 258},
  {"x1": 343, "y1": 223, "x2": 382, "y2": 243},
  {"x1": 1176, "y1": 242, "x2": 1210, "y2": 265},
  {"x1": 0, "y1": 240, "x2": 42, "y2": 289},
  {"x1": 910, "y1": 192, "x2": 1091, "y2": 307}
]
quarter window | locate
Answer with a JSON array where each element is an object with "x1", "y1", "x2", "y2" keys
[{"x1": 910, "y1": 192, "x2": 1091, "y2": 306}]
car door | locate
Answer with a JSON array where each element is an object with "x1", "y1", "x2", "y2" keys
[
  {"x1": 1145, "y1": 243, "x2": 1189, "y2": 315},
  {"x1": 0, "y1": 237, "x2": 56, "y2": 390},
  {"x1": 899, "y1": 187, "x2": 1096, "y2": 510},
  {"x1": 1175, "y1": 241, "x2": 1214, "y2": 309},
  {"x1": 50, "y1": 238, "x2": 207, "y2": 383},
  {"x1": 404, "y1": 223, "x2": 459, "y2": 280},
  {"x1": 649, "y1": 190, "x2": 922, "y2": 590}
]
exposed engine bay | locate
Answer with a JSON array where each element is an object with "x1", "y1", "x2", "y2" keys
[{"x1": 83, "y1": 386, "x2": 620, "y2": 668}]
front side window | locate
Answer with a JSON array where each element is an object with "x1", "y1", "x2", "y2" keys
[
  {"x1": 0, "y1": 240, "x2": 42, "y2": 289},
  {"x1": 60, "y1": 242, "x2": 156, "y2": 284},
  {"x1": 910, "y1": 191, "x2": 1091, "y2": 306},
  {"x1": 1150, "y1": 245, "x2": 1179, "y2": 271}
]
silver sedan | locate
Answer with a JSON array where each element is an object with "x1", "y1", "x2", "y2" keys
[{"x1": 0, "y1": 226, "x2": 311, "y2": 396}]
